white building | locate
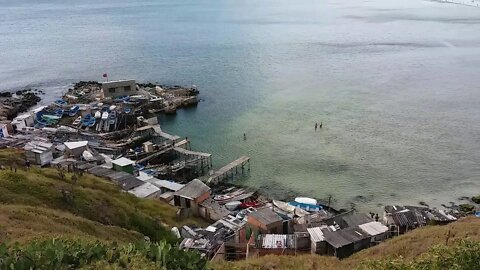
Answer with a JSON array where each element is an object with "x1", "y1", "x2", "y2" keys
[
  {"x1": 0, "y1": 123, "x2": 13, "y2": 138},
  {"x1": 11, "y1": 113, "x2": 34, "y2": 131},
  {"x1": 24, "y1": 141, "x2": 54, "y2": 166},
  {"x1": 101, "y1": 80, "x2": 137, "y2": 99},
  {"x1": 64, "y1": 141, "x2": 89, "y2": 157}
]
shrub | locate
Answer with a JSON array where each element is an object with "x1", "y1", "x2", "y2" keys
[{"x1": 0, "y1": 238, "x2": 207, "y2": 270}]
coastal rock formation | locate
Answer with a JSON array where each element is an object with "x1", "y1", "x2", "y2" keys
[{"x1": 0, "y1": 89, "x2": 42, "y2": 120}]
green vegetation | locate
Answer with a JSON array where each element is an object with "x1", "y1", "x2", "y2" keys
[
  {"x1": 0, "y1": 149, "x2": 207, "y2": 269},
  {"x1": 360, "y1": 240, "x2": 480, "y2": 270},
  {"x1": 0, "y1": 237, "x2": 207, "y2": 270},
  {"x1": 0, "y1": 150, "x2": 205, "y2": 243}
]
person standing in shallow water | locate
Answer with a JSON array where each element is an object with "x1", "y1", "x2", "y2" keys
[
  {"x1": 319, "y1": 122, "x2": 323, "y2": 129},
  {"x1": 243, "y1": 133, "x2": 247, "y2": 141},
  {"x1": 315, "y1": 123, "x2": 318, "y2": 131}
]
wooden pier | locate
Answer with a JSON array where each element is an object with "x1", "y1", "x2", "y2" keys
[{"x1": 207, "y1": 156, "x2": 250, "y2": 185}]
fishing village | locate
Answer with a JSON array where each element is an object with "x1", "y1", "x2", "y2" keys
[{"x1": 0, "y1": 79, "x2": 476, "y2": 262}]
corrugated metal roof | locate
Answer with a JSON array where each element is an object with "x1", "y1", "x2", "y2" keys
[
  {"x1": 323, "y1": 227, "x2": 371, "y2": 248},
  {"x1": 128, "y1": 182, "x2": 160, "y2": 198},
  {"x1": 248, "y1": 208, "x2": 283, "y2": 226},
  {"x1": 358, "y1": 222, "x2": 388, "y2": 236},
  {"x1": 174, "y1": 179, "x2": 210, "y2": 199},
  {"x1": 24, "y1": 141, "x2": 53, "y2": 153},
  {"x1": 307, "y1": 227, "x2": 326, "y2": 242},
  {"x1": 153, "y1": 180, "x2": 184, "y2": 192},
  {"x1": 112, "y1": 157, "x2": 135, "y2": 167},
  {"x1": 64, "y1": 141, "x2": 88, "y2": 150}
]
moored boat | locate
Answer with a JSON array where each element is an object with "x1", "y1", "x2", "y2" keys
[
  {"x1": 101, "y1": 111, "x2": 109, "y2": 120},
  {"x1": 94, "y1": 111, "x2": 101, "y2": 119},
  {"x1": 54, "y1": 108, "x2": 64, "y2": 117},
  {"x1": 288, "y1": 197, "x2": 322, "y2": 212},
  {"x1": 108, "y1": 110, "x2": 117, "y2": 125},
  {"x1": 82, "y1": 114, "x2": 95, "y2": 127},
  {"x1": 68, "y1": 105, "x2": 80, "y2": 117},
  {"x1": 72, "y1": 116, "x2": 82, "y2": 126},
  {"x1": 53, "y1": 99, "x2": 67, "y2": 107}
]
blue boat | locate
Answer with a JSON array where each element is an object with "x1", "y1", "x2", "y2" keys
[
  {"x1": 288, "y1": 201, "x2": 322, "y2": 212},
  {"x1": 54, "y1": 108, "x2": 64, "y2": 117},
  {"x1": 53, "y1": 99, "x2": 67, "y2": 107},
  {"x1": 68, "y1": 105, "x2": 80, "y2": 117},
  {"x1": 124, "y1": 107, "x2": 131, "y2": 114},
  {"x1": 81, "y1": 114, "x2": 96, "y2": 127}
]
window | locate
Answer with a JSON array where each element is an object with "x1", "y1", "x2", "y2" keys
[
  {"x1": 124, "y1": 85, "x2": 131, "y2": 91},
  {"x1": 108, "y1": 87, "x2": 116, "y2": 93}
]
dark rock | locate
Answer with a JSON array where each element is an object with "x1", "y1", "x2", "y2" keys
[
  {"x1": 419, "y1": 201, "x2": 429, "y2": 207},
  {"x1": 459, "y1": 204, "x2": 475, "y2": 213},
  {"x1": 472, "y1": 196, "x2": 480, "y2": 204},
  {"x1": 0, "y1": 91, "x2": 12, "y2": 98}
]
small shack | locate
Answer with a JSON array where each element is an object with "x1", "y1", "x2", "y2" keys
[
  {"x1": 12, "y1": 113, "x2": 34, "y2": 131},
  {"x1": 358, "y1": 221, "x2": 389, "y2": 243},
  {"x1": 111, "y1": 157, "x2": 135, "y2": 174},
  {"x1": 173, "y1": 179, "x2": 211, "y2": 214},
  {"x1": 322, "y1": 226, "x2": 372, "y2": 258},
  {"x1": 247, "y1": 208, "x2": 284, "y2": 234},
  {"x1": 101, "y1": 79, "x2": 137, "y2": 99},
  {"x1": 143, "y1": 141, "x2": 154, "y2": 153},
  {"x1": 307, "y1": 226, "x2": 328, "y2": 255},
  {"x1": 0, "y1": 122, "x2": 13, "y2": 138},
  {"x1": 24, "y1": 141, "x2": 54, "y2": 166},
  {"x1": 64, "y1": 141, "x2": 89, "y2": 158}
]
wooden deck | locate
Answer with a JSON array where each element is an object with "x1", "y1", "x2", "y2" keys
[{"x1": 207, "y1": 156, "x2": 250, "y2": 184}]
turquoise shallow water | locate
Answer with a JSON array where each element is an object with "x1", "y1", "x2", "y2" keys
[{"x1": 1, "y1": 0, "x2": 480, "y2": 211}]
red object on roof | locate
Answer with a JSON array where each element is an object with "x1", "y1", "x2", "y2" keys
[{"x1": 241, "y1": 201, "x2": 259, "y2": 208}]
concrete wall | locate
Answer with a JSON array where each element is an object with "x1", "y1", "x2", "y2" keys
[{"x1": 101, "y1": 80, "x2": 137, "y2": 98}]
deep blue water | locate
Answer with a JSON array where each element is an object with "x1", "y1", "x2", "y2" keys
[{"x1": 1, "y1": 0, "x2": 480, "y2": 211}]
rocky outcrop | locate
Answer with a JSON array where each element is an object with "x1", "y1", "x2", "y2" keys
[{"x1": 0, "y1": 89, "x2": 42, "y2": 120}]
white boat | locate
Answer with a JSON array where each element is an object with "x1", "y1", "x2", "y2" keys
[
  {"x1": 101, "y1": 111, "x2": 109, "y2": 120},
  {"x1": 94, "y1": 111, "x2": 101, "y2": 119},
  {"x1": 295, "y1": 197, "x2": 317, "y2": 205},
  {"x1": 108, "y1": 110, "x2": 117, "y2": 125},
  {"x1": 273, "y1": 200, "x2": 309, "y2": 217},
  {"x1": 109, "y1": 105, "x2": 117, "y2": 111},
  {"x1": 72, "y1": 116, "x2": 82, "y2": 126}
]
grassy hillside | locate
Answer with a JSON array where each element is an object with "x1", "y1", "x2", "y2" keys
[
  {"x1": 212, "y1": 217, "x2": 480, "y2": 270},
  {"x1": 0, "y1": 204, "x2": 142, "y2": 244},
  {"x1": 0, "y1": 149, "x2": 206, "y2": 243},
  {"x1": 0, "y1": 148, "x2": 208, "y2": 269}
]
